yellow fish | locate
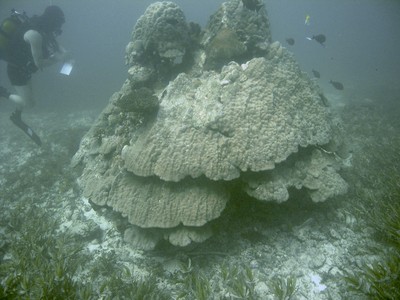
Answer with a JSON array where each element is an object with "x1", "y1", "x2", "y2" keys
[{"x1": 305, "y1": 14, "x2": 310, "y2": 25}]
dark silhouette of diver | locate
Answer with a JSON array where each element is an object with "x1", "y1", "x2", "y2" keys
[{"x1": 0, "y1": 6, "x2": 68, "y2": 145}]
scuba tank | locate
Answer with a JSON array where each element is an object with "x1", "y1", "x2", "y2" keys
[
  {"x1": 1, "y1": 9, "x2": 62, "y2": 70},
  {"x1": 0, "y1": 9, "x2": 30, "y2": 61}
]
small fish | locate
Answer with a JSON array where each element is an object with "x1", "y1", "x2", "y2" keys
[
  {"x1": 306, "y1": 34, "x2": 326, "y2": 46},
  {"x1": 305, "y1": 14, "x2": 310, "y2": 25},
  {"x1": 329, "y1": 80, "x2": 344, "y2": 90},
  {"x1": 285, "y1": 38, "x2": 295, "y2": 46},
  {"x1": 312, "y1": 69, "x2": 320, "y2": 78}
]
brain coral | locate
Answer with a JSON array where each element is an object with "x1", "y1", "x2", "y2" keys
[{"x1": 73, "y1": 0, "x2": 348, "y2": 249}]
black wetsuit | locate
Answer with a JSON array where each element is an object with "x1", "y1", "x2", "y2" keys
[
  {"x1": 6, "y1": 21, "x2": 54, "y2": 86},
  {"x1": 6, "y1": 36, "x2": 37, "y2": 86}
]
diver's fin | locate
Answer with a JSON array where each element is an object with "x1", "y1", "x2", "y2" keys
[{"x1": 10, "y1": 112, "x2": 42, "y2": 146}]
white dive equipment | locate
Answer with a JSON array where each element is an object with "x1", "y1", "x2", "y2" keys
[{"x1": 60, "y1": 59, "x2": 74, "y2": 75}]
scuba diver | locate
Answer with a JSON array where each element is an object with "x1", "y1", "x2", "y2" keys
[{"x1": 0, "y1": 5, "x2": 68, "y2": 145}]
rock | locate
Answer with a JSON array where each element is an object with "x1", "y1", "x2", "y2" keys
[
  {"x1": 309, "y1": 253, "x2": 326, "y2": 269},
  {"x1": 115, "y1": 87, "x2": 159, "y2": 113},
  {"x1": 244, "y1": 149, "x2": 348, "y2": 203},
  {"x1": 122, "y1": 56, "x2": 332, "y2": 182},
  {"x1": 201, "y1": 0, "x2": 273, "y2": 70},
  {"x1": 106, "y1": 173, "x2": 229, "y2": 228},
  {"x1": 268, "y1": 41, "x2": 284, "y2": 59},
  {"x1": 73, "y1": 0, "x2": 349, "y2": 249},
  {"x1": 124, "y1": 220, "x2": 213, "y2": 249},
  {"x1": 124, "y1": 226, "x2": 160, "y2": 250},
  {"x1": 126, "y1": 1, "x2": 190, "y2": 65},
  {"x1": 202, "y1": 0, "x2": 271, "y2": 59},
  {"x1": 127, "y1": 65, "x2": 155, "y2": 86},
  {"x1": 164, "y1": 226, "x2": 213, "y2": 247},
  {"x1": 204, "y1": 27, "x2": 247, "y2": 70}
]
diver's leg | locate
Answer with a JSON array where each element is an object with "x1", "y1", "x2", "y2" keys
[
  {"x1": 6, "y1": 65, "x2": 41, "y2": 145},
  {"x1": 7, "y1": 63, "x2": 34, "y2": 110},
  {"x1": 6, "y1": 84, "x2": 33, "y2": 123},
  {"x1": 8, "y1": 81, "x2": 42, "y2": 146},
  {"x1": 11, "y1": 83, "x2": 34, "y2": 110}
]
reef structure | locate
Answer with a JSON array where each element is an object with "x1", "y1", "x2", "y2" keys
[{"x1": 73, "y1": 0, "x2": 348, "y2": 249}]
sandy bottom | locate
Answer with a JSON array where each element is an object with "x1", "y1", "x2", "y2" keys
[{"x1": 0, "y1": 90, "x2": 399, "y2": 299}]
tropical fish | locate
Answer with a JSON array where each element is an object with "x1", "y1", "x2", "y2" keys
[
  {"x1": 329, "y1": 80, "x2": 344, "y2": 90},
  {"x1": 312, "y1": 69, "x2": 320, "y2": 78},
  {"x1": 285, "y1": 38, "x2": 295, "y2": 46},
  {"x1": 305, "y1": 14, "x2": 310, "y2": 25},
  {"x1": 306, "y1": 34, "x2": 326, "y2": 46}
]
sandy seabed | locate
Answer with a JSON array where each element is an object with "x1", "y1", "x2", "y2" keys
[{"x1": 0, "y1": 91, "x2": 399, "y2": 299}]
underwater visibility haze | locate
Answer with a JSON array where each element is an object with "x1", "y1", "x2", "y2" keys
[{"x1": 0, "y1": 0, "x2": 400, "y2": 299}]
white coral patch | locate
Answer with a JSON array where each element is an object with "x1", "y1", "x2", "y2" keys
[
  {"x1": 310, "y1": 274, "x2": 327, "y2": 292},
  {"x1": 220, "y1": 79, "x2": 231, "y2": 86}
]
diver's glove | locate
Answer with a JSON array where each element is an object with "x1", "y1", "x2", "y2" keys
[{"x1": 0, "y1": 86, "x2": 11, "y2": 99}]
